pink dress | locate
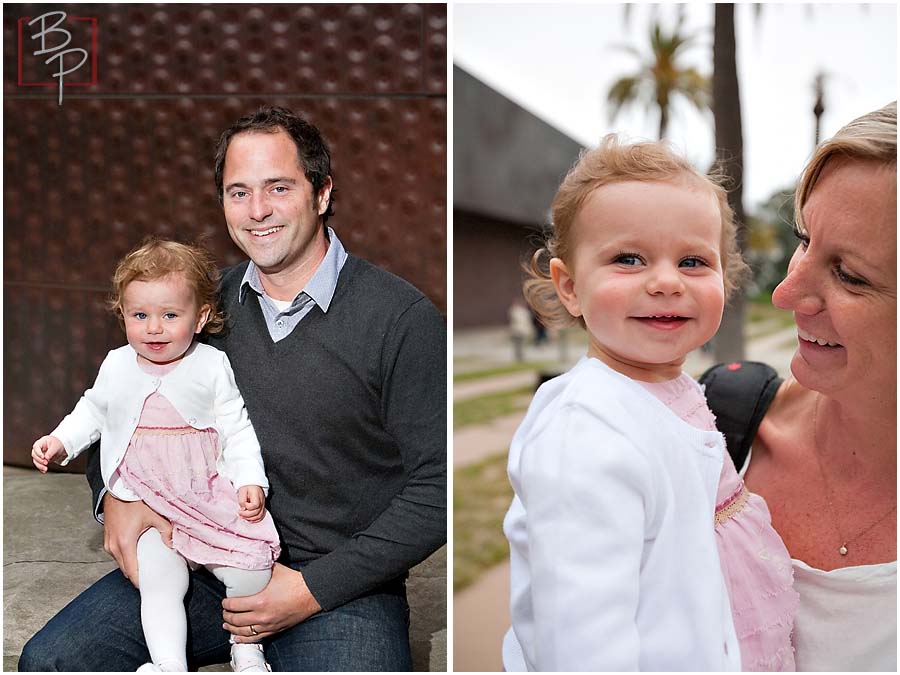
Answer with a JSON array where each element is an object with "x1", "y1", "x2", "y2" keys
[
  {"x1": 640, "y1": 374, "x2": 799, "y2": 671},
  {"x1": 115, "y1": 359, "x2": 280, "y2": 571}
]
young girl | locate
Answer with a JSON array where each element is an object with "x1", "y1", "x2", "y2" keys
[
  {"x1": 32, "y1": 239, "x2": 280, "y2": 673},
  {"x1": 502, "y1": 136, "x2": 799, "y2": 671}
]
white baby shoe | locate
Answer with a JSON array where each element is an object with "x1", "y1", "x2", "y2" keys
[
  {"x1": 137, "y1": 661, "x2": 186, "y2": 672},
  {"x1": 230, "y1": 643, "x2": 271, "y2": 672}
]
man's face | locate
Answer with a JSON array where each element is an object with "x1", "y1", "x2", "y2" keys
[{"x1": 221, "y1": 130, "x2": 332, "y2": 278}]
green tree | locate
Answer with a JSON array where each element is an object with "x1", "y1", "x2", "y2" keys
[
  {"x1": 746, "y1": 187, "x2": 798, "y2": 296},
  {"x1": 607, "y1": 18, "x2": 710, "y2": 139}
]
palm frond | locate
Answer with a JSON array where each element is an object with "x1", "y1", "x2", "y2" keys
[
  {"x1": 676, "y1": 67, "x2": 711, "y2": 109},
  {"x1": 604, "y1": 17, "x2": 711, "y2": 138},
  {"x1": 606, "y1": 76, "x2": 643, "y2": 121},
  {"x1": 607, "y1": 42, "x2": 644, "y2": 60}
]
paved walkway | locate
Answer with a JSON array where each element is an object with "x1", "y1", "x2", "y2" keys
[
  {"x1": 453, "y1": 328, "x2": 580, "y2": 374},
  {"x1": 453, "y1": 412, "x2": 525, "y2": 468},
  {"x1": 453, "y1": 371, "x2": 538, "y2": 401},
  {"x1": 453, "y1": 560, "x2": 510, "y2": 672}
]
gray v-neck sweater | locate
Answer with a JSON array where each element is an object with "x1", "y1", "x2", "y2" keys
[{"x1": 209, "y1": 255, "x2": 446, "y2": 610}]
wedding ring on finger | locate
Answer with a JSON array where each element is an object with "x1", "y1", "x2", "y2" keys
[{"x1": 250, "y1": 624, "x2": 260, "y2": 636}]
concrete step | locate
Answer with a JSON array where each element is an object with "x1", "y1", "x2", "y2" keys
[{"x1": 3, "y1": 468, "x2": 446, "y2": 671}]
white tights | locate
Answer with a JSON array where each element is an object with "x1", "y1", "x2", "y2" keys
[{"x1": 136, "y1": 528, "x2": 272, "y2": 671}]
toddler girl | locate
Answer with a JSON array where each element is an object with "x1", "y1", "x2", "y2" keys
[
  {"x1": 32, "y1": 239, "x2": 280, "y2": 673},
  {"x1": 502, "y1": 136, "x2": 798, "y2": 671}
]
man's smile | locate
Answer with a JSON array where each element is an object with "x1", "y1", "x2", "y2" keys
[{"x1": 247, "y1": 226, "x2": 285, "y2": 238}]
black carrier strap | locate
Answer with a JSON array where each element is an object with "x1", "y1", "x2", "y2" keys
[{"x1": 698, "y1": 361, "x2": 783, "y2": 470}]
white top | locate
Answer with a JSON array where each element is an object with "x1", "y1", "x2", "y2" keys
[
  {"x1": 52, "y1": 342, "x2": 268, "y2": 502},
  {"x1": 502, "y1": 357, "x2": 740, "y2": 671},
  {"x1": 740, "y1": 450, "x2": 897, "y2": 671},
  {"x1": 792, "y1": 559, "x2": 897, "y2": 671}
]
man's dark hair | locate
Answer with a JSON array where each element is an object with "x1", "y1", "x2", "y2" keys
[{"x1": 214, "y1": 106, "x2": 335, "y2": 223}]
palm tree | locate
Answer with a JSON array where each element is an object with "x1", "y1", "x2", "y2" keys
[
  {"x1": 712, "y1": 3, "x2": 746, "y2": 362},
  {"x1": 607, "y1": 18, "x2": 710, "y2": 139},
  {"x1": 711, "y1": 5, "x2": 861, "y2": 362},
  {"x1": 813, "y1": 71, "x2": 828, "y2": 147}
]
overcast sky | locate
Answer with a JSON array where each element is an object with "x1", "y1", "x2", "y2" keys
[{"x1": 454, "y1": 2, "x2": 897, "y2": 210}]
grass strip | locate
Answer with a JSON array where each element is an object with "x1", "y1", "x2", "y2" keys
[
  {"x1": 453, "y1": 361, "x2": 552, "y2": 383},
  {"x1": 454, "y1": 452, "x2": 513, "y2": 592},
  {"x1": 745, "y1": 300, "x2": 794, "y2": 326},
  {"x1": 454, "y1": 385, "x2": 534, "y2": 429}
]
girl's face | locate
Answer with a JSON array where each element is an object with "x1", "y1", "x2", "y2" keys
[
  {"x1": 551, "y1": 178, "x2": 725, "y2": 382},
  {"x1": 121, "y1": 273, "x2": 210, "y2": 366},
  {"x1": 773, "y1": 158, "x2": 896, "y2": 400}
]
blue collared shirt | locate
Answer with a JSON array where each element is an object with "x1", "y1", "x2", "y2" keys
[{"x1": 239, "y1": 227, "x2": 349, "y2": 342}]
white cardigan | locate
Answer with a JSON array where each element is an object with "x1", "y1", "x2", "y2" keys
[
  {"x1": 502, "y1": 357, "x2": 740, "y2": 671},
  {"x1": 52, "y1": 342, "x2": 268, "y2": 502}
]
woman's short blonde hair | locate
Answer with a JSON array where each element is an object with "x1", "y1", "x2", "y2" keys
[
  {"x1": 108, "y1": 238, "x2": 225, "y2": 334},
  {"x1": 524, "y1": 134, "x2": 750, "y2": 329},
  {"x1": 795, "y1": 101, "x2": 897, "y2": 229}
]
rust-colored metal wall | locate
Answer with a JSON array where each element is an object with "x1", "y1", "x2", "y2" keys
[{"x1": 4, "y1": 4, "x2": 447, "y2": 469}]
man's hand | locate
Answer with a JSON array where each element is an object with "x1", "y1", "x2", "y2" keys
[
  {"x1": 222, "y1": 563, "x2": 322, "y2": 642},
  {"x1": 31, "y1": 435, "x2": 66, "y2": 473},
  {"x1": 102, "y1": 493, "x2": 173, "y2": 589},
  {"x1": 237, "y1": 485, "x2": 266, "y2": 523}
]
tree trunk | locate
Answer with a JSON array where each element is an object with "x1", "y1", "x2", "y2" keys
[{"x1": 712, "y1": 3, "x2": 746, "y2": 363}]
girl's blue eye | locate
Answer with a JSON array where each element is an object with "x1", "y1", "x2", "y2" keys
[
  {"x1": 134, "y1": 312, "x2": 146, "y2": 320},
  {"x1": 164, "y1": 312, "x2": 177, "y2": 319},
  {"x1": 615, "y1": 253, "x2": 642, "y2": 266},
  {"x1": 679, "y1": 257, "x2": 706, "y2": 269}
]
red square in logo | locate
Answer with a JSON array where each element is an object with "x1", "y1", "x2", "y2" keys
[{"x1": 17, "y1": 15, "x2": 99, "y2": 87}]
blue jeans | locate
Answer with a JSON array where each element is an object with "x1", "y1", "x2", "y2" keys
[{"x1": 19, "y1": 566, "x2": 412, "y2": 672}]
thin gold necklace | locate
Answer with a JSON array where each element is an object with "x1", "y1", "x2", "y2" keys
[{"x1": 812, "y1": 394, "x2": 896, "y2": 556}]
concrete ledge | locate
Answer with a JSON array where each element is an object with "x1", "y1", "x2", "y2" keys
[{"x1": 3, "y1": 469, "x2": 446, "y2": 671}]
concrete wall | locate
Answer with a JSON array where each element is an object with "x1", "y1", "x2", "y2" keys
[
  {"x1": 453, "y1": 65, "x2": 583, "y2": 328},
  {"x1": 453, "y1": 64, "x2": 583, "y2": 227},
  {"x1": 454, "y1": 209, "x2": 540, "y2": 329}
]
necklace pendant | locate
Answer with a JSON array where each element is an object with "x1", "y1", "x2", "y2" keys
[{"x1": 839, "y1": 544, "x2": 848, "y2": 556}]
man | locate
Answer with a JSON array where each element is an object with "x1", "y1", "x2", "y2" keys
[{"x1": 20, "y1": 107, "x2": 446, "y2": 671}]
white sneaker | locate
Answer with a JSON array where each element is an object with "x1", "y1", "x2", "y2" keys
[
  {"x1": 230, "y1": 643, "x2": 271, "y2": 672},
  {"x1": 136, "y1": 665, "x2": 161, "y2": 673}
]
